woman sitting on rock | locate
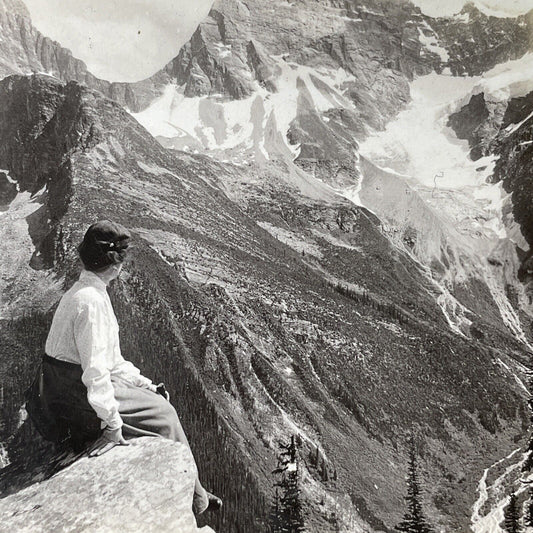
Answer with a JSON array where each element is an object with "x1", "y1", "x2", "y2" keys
[{"x1": 32, "y1": 220, "x2": 221, "y2": 515}]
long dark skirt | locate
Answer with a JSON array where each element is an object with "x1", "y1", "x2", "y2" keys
[
  {"x1": 32, "y1": 355, "x2": 181, "y2": 450},
  {"x1": 27, "y1": 355, "x2": 209, "y2": 511}
]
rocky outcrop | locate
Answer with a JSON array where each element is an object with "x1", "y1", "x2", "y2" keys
[
  {"x1": 0, "y1": 437, "x2": 215, "y2": 533},
  {"x1": 0, "y1": 0, "x2": 168, "y2": 111},
  {"x1": 448, "y1": 87, "x2": 533, "y2": 262},
  {"x1": 447, "y1": 91, "x2": 510, "y2": 160},
  {"x1": 492, "y1": 108, "x2": 533, "y2": 250},
  {"x1": 170, "y1": 9, "x2": 256, "y2": 100},
  {"x1": 431, "y1": 3, "x2": 533, "y2": 76}
]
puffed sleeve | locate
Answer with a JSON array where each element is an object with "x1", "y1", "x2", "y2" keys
[
  {"x1": 74, "y1": 299, "x2": 123, "y2": 430},
  {"x1": 112, "y1": 359, "x2": 156, "y2": 391}
]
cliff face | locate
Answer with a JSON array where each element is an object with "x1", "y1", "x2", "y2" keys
[
  {"x1": 447, "y1": 79, "x2": 533, "y2": 272},
  {"x1": 431, "y1": 3, "x2": 532, "y2": 75},
  {"x1": 0, "y1": 437, "x2": 215, "y2": 533},
  {"x1": 0, "y1": 0, "x2": 167, "y2": 112},
  {"x1": 492, "y1": 102, "x2": 533, "y2": 259}
]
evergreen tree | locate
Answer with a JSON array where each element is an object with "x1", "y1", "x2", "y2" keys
[
  {"x1": 270, "y1": 435, "x2": 306, "y2": 533},
  {"x1": 524, "y1": 487, "x2": 533, "y2": 528},
  {"x1": 523, "y1": 353, "x2": 533, "y2": 473},
  {"x1": 503, "y1": 492, "x2": 521, "y2": 533},
  {"x1": 270, "y1": 489, "x2": 283, "y2": 533},
  {"x1": 395, "y1": 437, "x2": 434, "y2": 533},
  {"x1": 522, "y1": 353, "x2": 533, "y2": 526}
]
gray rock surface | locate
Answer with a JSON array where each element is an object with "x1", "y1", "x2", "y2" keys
[{"x1": 0, "y1": 437, "x2": 215, "y2": 533}]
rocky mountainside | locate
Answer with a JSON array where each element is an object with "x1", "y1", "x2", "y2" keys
[
  {"x1": 0, "y1": 1, "x2": 532, "y2": 532},
  {"x1": 448, "y1": 77, "x2": 533, "y2": 273},
  {"x1": 127, "y1": 0, "x2": 533, "y2": 341},
  {"x1": 0, "y1": 0, "x2": 174, "y2": 112},
  {"x1": 0, "y1": 70, "x2": 527, "y2": 532}
]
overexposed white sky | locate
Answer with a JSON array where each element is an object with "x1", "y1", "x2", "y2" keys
[
  {"x1": 23, "y1": 0, "x2": 533, "y2": 82},
  {"x1": 24, "y1": 0, "x2": 213, "y2": 82},
  {"x1": 410, "y1": 0, "x2": 533, "y2": 17}
]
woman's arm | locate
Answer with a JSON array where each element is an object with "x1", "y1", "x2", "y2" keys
[
  {"x1": 112, "y1": 359, "x2": 156, "y2": 391},
  {"x1": 74, "y1": 299, "x2": 124, "y2": 431}
]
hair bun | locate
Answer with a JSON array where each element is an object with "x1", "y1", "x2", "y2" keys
[{"x1": 78, "y1": 220, "x2": 131, "y2": 272}]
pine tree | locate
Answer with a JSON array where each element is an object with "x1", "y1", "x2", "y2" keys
[
  {"x1": 503, "y1": 492, "x2": 522, "y2": 533},
  {"x1": 270, "y1": 435, "x2": 306, "y2": 533},
  {"x1": 395, "y1": 437, "x2": 434, "y2": 533},
  {"x1": 524, "y1": 487, "x2": 533, "y2": 528},
  {"x1": 270, "y1": 489, "x2": 283, "y2": 533},
  {"x1": 523, "y1": 353, "x2": 533, "y2": 473},
  {"x1": 522, "y1": 352, "x2": 533, "y2": 526}
]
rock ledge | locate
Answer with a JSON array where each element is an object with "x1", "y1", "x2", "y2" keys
[{"x1": 0, "y1": 437, "x2": 215, "y2": 533}]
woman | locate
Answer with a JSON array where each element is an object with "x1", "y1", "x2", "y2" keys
[{"x1": 37, "y1": 220, "x2": 221, "y2": 514}]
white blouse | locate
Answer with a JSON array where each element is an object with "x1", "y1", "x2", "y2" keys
[{"x1": 45, "y1": 269, "x2": 154, "y2": 430}]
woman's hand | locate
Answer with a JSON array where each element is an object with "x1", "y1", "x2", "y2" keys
[
  {"x1": 156, "y1": 383, "x2": 170, "y2": 402},
  {"x1": 87, "y1": 427, "x2": 129, "y2": 457}
]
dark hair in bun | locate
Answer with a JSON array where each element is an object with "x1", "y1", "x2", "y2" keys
[{"x1": 78, "y1": 220, "x2": 131, "y2": 272}]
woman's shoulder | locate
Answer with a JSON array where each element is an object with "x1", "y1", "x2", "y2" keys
[{"x1": 68, "y1": 283, "x2": 107, "y2": 308}]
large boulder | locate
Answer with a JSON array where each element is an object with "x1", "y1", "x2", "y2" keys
[{"x1": 0, "y1": 437, "x2": 215, "y2": 533}]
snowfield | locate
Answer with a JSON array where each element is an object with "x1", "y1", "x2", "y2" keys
[
  {"x1": 132, "y1": 57, "x2": 355, "y2": 159},
  {"x1": 358, "y1": 54, "x2": 533, "y2": 344}
]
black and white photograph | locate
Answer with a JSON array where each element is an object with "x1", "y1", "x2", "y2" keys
[{"x1": 0, "y1": 0, "x2": 533, "y2": 531}]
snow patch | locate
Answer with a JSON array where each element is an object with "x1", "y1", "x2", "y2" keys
[
  {"x1": 417, "y1": 28, "x2": 449, "y2": 62},
  {"x1": 455, "y1": 12, "x2": 471, "y2": 23},
  {"x1": 504, "y1": 109, "x2": 533, "y2": 135},
  {"x1": 213, "y1": 41, "x2": 232, "y2": 59},
  {"x1": 331, "y1": 67, "x2": 356, "y2": 87},
  {"x1": 131, "y1": 58, "x2": 355, "y2": 161},
  {"x1": 257, "y1": 221, "x2": 323, "y2": 258}
]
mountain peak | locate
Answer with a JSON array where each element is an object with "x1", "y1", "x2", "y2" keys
[{"x1": 0, "y1": 0, "x2": 30, "y2": 19}]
